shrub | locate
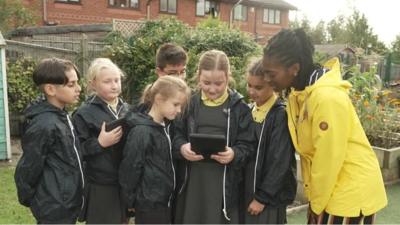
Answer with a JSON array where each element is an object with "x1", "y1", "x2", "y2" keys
[
  {"x1": 104, "y1": 18, "x2": 261, "y2": 103},
  {"x1": 6, "y1": 58, "x2": 40, "y2": 113}
]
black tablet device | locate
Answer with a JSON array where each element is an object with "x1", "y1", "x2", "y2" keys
[
  {"x1": 189, "y1": 133, "x2": 226, "y2": 156},
  {"x1": 105, "y1": 117, "x2": 126, "y2": 132}
]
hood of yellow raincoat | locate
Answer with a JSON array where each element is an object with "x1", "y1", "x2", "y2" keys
[{"x1": 293, "y1": 57, "x2": 352, "y2": 96}]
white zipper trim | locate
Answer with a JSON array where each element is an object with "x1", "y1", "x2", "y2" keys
[
  {"x1": 107, "y1": 104, "x2": 121, "y2": 119},
  {"x1": 308, "y1": 70, "x2": 318, "y2": 86},
  {"x1": 66, "y1": 115, "x2": 85, "y2": 211},
  {"x1": 164, "y1": 125, "x2": 176, "y2": 208},
  {"x1": 222, "y1": 108, "x2": 231, "y2": 221},
  {"x1": 253, "y1": 120, "x2": 266, "y2": 193},
  {"x1": 178, "y1": 165, "x2": 188, "y2": 194},
  {"x1": 66, "y1": 115, "x2": 85, "y2": 189}
]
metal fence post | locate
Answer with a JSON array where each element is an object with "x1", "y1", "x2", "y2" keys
[{"x1": 384, "y1": 53, "x2": 392, "y2": 84}]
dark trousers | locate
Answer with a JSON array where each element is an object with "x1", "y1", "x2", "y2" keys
[
  {"x1": 84, "y1": 183, "x2": 125, "y2": 224},
  {"x1": 37, "y1": 217, "x2": 76, "y2": 224},
  {"x1": 135, "y1": 207, "x2": 171, "y2": 224}
]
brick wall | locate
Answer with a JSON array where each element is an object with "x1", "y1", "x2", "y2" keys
[{"x1": 23, "y1": 0, "x2": 291, "y2": 43}]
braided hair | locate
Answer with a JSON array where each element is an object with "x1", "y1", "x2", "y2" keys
[{"x1": 263, "y1": 28, "x2": 320, "y2": 90}]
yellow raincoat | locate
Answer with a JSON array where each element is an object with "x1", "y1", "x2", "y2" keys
[{"x1": 287, "y1": 58, "x2": 387, "y2": 217}]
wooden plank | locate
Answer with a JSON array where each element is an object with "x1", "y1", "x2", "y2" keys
[{"x1": 0, "y1": 32, "x2": 11, "y2": 160}]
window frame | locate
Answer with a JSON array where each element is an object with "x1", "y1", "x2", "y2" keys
[
  {"x1": 263, "y1": 8, "x2": 281, "y2": 24},
  {"x1": 196, "y1": 0, "x2": 219, "y2": 17},
  {"x1": 233, "y1": 4, "x2": 247, "y2": 21},
  {"x1": 159, "y1": 0, "x2": 177, "y2": 14},
  {"x1": 107, "y1": 0, "x2": 140, "y2": 10},
  {"x1": 108, "y1": 0, "x2": 140, "y2": 9},
  {"x1": 54, "y1": 0, "x2": 81, "y2": 4}
]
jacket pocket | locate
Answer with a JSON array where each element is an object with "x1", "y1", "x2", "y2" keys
[{"x1": 61, "y1": 173, "x2": 74, "y2": 202}]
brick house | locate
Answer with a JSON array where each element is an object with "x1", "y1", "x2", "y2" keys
[{"x1": 23, "y1": 0, "x2": 296, "y2": 42}]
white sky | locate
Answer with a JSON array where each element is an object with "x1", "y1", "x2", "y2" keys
[{"x1": 284, "y1": 0, "x2": 400, "y2": 47}]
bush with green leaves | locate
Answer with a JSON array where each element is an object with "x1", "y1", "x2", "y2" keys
[
  {"x1": 103, "y1": 17, "x2": 261, "y2": 103},
  {"x1": 6, "y1": 58, "x2": 40, "y2": 113}
]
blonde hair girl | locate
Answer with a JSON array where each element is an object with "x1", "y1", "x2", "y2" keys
[
  {"x1": 119, "y1": 76, "x2": 190, "y2": 224},
  {"x1": 173, "y1": 49, "x2": 254, "y2": 224},
  {"x1": 72, "y1": 57, "x2": 130, "y2": 224}
]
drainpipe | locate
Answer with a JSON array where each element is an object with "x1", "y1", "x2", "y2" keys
[
  {"x1": 253, "y1": 7, "x2": 257, "y2": 41},
  {"x1": 43, "y1": 0, "x2": 48, "y2": 24},
  {"x1": 146, "y1": 0, "x2": 153, "y2": 20},
  {"x1": 229, "y1": 0, "x2": 243, "y2": 29}
]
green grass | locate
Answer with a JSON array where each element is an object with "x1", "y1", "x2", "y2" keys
[
  {"x1": 1, "y1": 166, "x2": 399, "y2": 224},
  {"x1": 287, "y1": 182, "x2": 400, "y2": 224},
  {"x1": 0, "y1": 166, "x2": 35, "y2": 224}
]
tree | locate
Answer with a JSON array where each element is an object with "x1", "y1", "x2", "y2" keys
[
  {"x1": 290, "y1": 17, "x2": 327, "y2": 44},
  {"x1": 391, "y1": 35, "x2": 400, "y2": 64},
  {"x1": 345, "y1": 10, "x2": 387, "y2": 54},
  {"x1": 289, "y1": 17, "x2": 312, "y2": 34},
  {"x1": 310, "y1": 21, "x2": 327, "y2": 44},
  {"x1": 290, "y1": 10, "x2": 387, "y2": 55},
  {"x1": 327, "y1": 15, "x2": 348, "y2": 43},
  {"x1": 0, "y1": 0, "x2": 36, "y2": 33}
]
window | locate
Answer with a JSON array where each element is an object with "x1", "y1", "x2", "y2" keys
[
  {"x1": 108, "y1": 0, "x2": 139, "y2": 9},
  {"x1": 196, "y1": 0, "x2": 219, "y2": 17},
  {"x1": 263, "y1": 8, "x2": 281, "y2": 24},
  {"x1": 160, "y1": 0, "x2": 177, "y2": 13},
  {"x1": 55, "y1": 0, "x2": 80, "y2": 3},
  {"x1": 233, "y1": 5, "x2": 247, "y2": 21}
]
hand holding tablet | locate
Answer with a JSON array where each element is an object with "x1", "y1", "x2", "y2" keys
[
  {"x1": 105, "y1": 117, "x2": 126, "y2": 132},
  {"x1": 189, "y1": 133, "x2": 234, "y2": 164}
]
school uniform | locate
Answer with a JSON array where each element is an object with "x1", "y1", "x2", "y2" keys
[
  {"x1": 173, "y1": 90, "x2": 255, "y2": 224},
  {"x1": 72, "y1": 95, "x2": 130, "y2": 224},
  {"x1": 243, "y1": 95, "x2": 297, "y2": 224},
  {"x1": 119, "y1": 112, "x2": 176, "y2": 224},
  {"x1": 15, "y1": 100, "x2": 84, "y2": 224},
  {"x1": 286, "y1": 58, "x2": 387, "y2": 220},
  {"x1": 133, "y1": 102, "x2": 176, "y2": 141}
]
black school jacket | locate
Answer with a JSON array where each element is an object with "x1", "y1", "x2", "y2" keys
[
  {"x1": 119, "y1": 112, "x2": 176, "y2": 211},
  {"x1": 173, "y1": 90, "x2": 255, "y2": 220},
  {"x1": 248, "y1": 98, "x2": 297, "y2": 207},
  {"x1": 14, "y1": 100, "x2": 84, "y2": 221},
  {"x1": 72, "y1": 95, "x2": 130, "y2": 185}
]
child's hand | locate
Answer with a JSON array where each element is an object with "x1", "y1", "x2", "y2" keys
[
  {"x1": 247, "y1": 199, "x2": 265, "y2": 215},
  {"x1": 210, "y1": 146, "x2": 234, "y2": 164},
  {"x1": 98, "y1": 122, "x2": 123, "y2": 148},
  {"x1": 180, "y1": 143, "x2": 204, "y2": 161}
]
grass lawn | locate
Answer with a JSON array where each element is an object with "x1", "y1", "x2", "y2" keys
[
  {"x1": 288, "y1": 182, "x2": 400, "y2": 224},
  {"x1": 0, "y1": 166, "x2": 35, "y2": 224},
  {"x1": 1, "y1": 165, "x2": 399, "y2": 224}
]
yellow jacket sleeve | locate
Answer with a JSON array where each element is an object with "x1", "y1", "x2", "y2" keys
[{"x1": 309, "y1": 88, "x2": 350, "y2": 214}]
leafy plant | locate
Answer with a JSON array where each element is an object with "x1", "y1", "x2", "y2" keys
[
  {"x1": 103, "y1": 18, "x2": 261, "y2": 103},
  {"x1": 0, "y1": 0, "x2": 37, "y2": 33},
  {"x1": 6, "y1": 58, "x2": 40, "y2": 113},
  {"x1": 348, "y1": 66, "x2": 400, "y2": 148}
]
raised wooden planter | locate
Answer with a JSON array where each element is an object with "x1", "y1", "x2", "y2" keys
[{"x1": 373, "y1": 145, "x2": 400, "y2": 183}]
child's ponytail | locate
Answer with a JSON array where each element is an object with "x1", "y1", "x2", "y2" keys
[
  {"x1": 140, "y1": 76, "x2": 191, "y2": 109},
  {"x1": 141, "y1": 83, "x2": 155, "y2": 105}
]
